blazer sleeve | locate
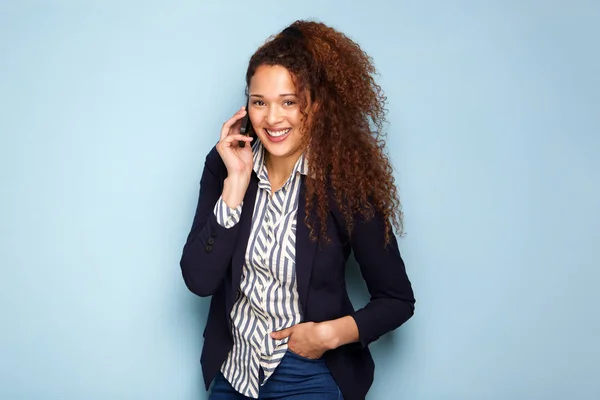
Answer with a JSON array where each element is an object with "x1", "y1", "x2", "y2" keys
[
  {"x1": 180, "y1": 146, "x2": 243, "y2": 297},
  {"x1": 348, "y1": 209, "x2": 416, "y2": 347}
]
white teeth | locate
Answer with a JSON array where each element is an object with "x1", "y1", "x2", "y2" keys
[{"x1": 266, "y1": 128, "x2": 291, "y2": 137}]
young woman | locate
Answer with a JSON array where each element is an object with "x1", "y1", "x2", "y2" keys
[{"x1": 180, "y1": 20, "x2": 415, "y2": 400}]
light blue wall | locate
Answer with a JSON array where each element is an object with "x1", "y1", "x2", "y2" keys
[{"x1": 1, "y1": 1, "x2": 598, "y2": 399}]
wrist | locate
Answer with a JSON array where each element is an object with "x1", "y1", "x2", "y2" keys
[
  {"x1": 226, "y1": 172, "x2": 250, "y2": 184},
  {"x1": 319, "y1": 321, "x2": 341, "y2": 350},
  {"x1": 222, "y1": 175, "x2": 249, "y2": 208},
  {"x1": 319, "y1": 316, "x2": 359, "y2": 350}
]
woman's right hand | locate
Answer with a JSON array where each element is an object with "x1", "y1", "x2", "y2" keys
[
  {"x1": 216, "y1": 106, "x2": 254, "y2": 178},
  {"x1": 216, "y1": 107, "x2": 254, "y2": 208}
]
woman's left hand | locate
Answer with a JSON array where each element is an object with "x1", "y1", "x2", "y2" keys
[{"x1": 271, "y1": 322, "x2": 336, "y2": 360}]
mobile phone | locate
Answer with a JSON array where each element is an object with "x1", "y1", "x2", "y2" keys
[{"x1": 239, "y1": 100, "x2": 252, "y2": 148}]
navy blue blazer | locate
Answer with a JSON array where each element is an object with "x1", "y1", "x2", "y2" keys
[{"x1": 180, "y1": 145, "x2": 415, "y2": 400}]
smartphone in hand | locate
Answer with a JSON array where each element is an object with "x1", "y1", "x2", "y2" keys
[{"x1": 239, "y1": 100, "x2": 252, "y2": 148}]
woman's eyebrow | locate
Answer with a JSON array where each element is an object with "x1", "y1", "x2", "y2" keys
[{"x1": 249, "y1": 93, "x2": 298, "y2": 98}]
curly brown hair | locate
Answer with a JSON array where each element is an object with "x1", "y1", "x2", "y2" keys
[{"x1": 245, "y1": 20, "x2": 403, "y2": 244}]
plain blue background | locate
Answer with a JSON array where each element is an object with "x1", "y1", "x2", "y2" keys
[{"x1": 1, "y1": 1, "x2": 598, "y2": 399}]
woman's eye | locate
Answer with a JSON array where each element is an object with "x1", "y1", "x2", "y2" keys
[
  {"x1": 284, "y1": 101, "x2": 296, "y2": 106},
  {"x1": 252, "y1": 100, "x2": 265, "y2": 106}
]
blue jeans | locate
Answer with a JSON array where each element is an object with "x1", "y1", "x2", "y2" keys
[{"x1": 209, "y1": 350, "x2": 344, "y2": 399}]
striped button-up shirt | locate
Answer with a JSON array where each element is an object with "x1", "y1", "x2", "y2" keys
[{"x1": 213, "y1": 140, "x2": 307, "y2": 398}]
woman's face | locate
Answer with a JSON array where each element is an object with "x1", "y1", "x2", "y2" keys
[{"x1": 248, "y1": 64, "x2": 307, "y2": 163}]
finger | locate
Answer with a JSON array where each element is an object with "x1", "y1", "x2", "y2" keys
[
  {"x1": 220, "y1": 112, "x2": 245, "y2": 141},
  {"x1": 221, "y1": 133, "x2": 254, "y2": 146},
  {"x1": 220, "y1": 107, "x2": 247, "y2": 140},
  {"x1": 271, "y1": 327, "x2": 293, "y2": 340},
  {"x1": 228, "y1": 117, "x2": 244, "y2": 137}
]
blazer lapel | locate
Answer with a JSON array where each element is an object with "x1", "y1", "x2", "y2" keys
[
  {"x1": 295, "y1": 176, "x2": 319, "y2": 317},
  {"x1": 226, "y1": 174, "x2": 318, "y2": 317},
  {"x1": 227, "y1": 173, "x2": 258, "y2": 314}
]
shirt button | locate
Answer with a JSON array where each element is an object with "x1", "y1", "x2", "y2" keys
[
  {"x1": 205, "y1": 245, "x2": 213, "y2": 253},
  {"x1": 207, "y1": 237, "x2": 215, "y2": 245}
]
